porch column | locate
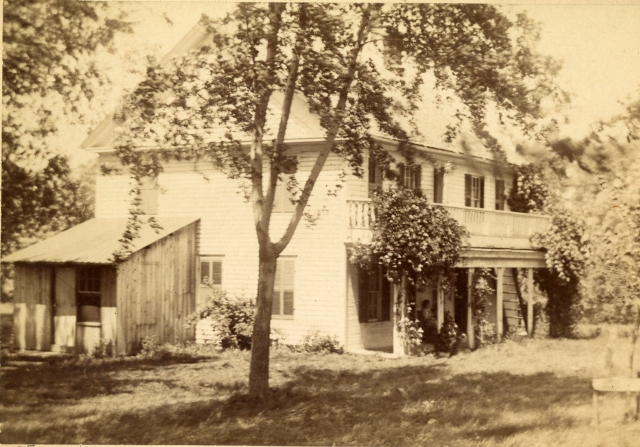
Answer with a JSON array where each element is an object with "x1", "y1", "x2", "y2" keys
[
  {"x1": 467, "y1": 268, "x2": 475, "y2": 349},
  {"x1": 496, "y1": 267, "x2": 504, "y2": 342},
  {"x1": 527, "y1": 268, "x2": 534, "y2": 337},
  {"x1": 392, "y1": 282, "x2": 405, "y2": 357},
  {"x1": 437, "y1": 276, "x2": 444, "y2": 331}
]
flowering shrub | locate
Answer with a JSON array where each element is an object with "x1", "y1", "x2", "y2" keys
[
  {"x1": 473, "y1": 268, "x2": 495, "y2": 345},
  {"x1": 185, "y1": 288, "x2": 255, "y2": 350},
  {"x1": 396, "y1": 304, "x2": 423, "y2": 354},
  {"x1": 435, "y1": 311, "x2": 466, "y2": 356},
  {"x1": 301, "y1": 331, "x2": 344, "y2": 354},
  {"x1": 349, "y1": 188, "x2": 468, "y2": 284}
]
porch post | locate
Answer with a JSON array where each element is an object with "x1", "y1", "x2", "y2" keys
[
  {"x1": 496, "y1": 267, "x2": 504, "y2": 342},
  {"x1": 527, "y1": 268, "x2": 534, "y2": 337},
  {"x1": 392, "y1": 281, "x2": 405, "y2": 357},
  {"x1": 437, "y1": 275, "x2": 444, "y2": 331},
  {"x1": 467, "y1": 268, "x2": 475, "y2": 349}
]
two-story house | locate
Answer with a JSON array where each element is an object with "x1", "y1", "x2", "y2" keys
[{"x1": 2, "y1": 24, "x2": 550, "y2": 356}]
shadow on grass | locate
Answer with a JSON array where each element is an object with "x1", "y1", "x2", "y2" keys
[{"x1": 0, "y1": 356, "x2": 595, "y2": 445}]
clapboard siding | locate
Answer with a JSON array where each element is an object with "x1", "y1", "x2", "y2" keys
[
  {"x1": 95, "y1": 174, "x2": 131, "y2": 218},
  {"x1": 115, "y1": 222, "x2": 197, "y2": 354}
]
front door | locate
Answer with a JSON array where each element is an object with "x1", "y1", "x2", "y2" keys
[{"x1": 53, "y1": 267, "x2": 76, "y2": 351}]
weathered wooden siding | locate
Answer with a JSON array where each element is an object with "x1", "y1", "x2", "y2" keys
[
  {"x1": 13, "y1": 264, "x2": 53, "y2": 351},
  {"x1": 54, "y1": 266, "x2": 76, "y2": 350},
  {"x1": 115, "y1": 222, "x2": 197, "y2": 354}
]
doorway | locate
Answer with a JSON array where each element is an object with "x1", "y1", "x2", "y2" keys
[{"x1": 454, "y1": 269, "x2": 468, "y2": 333}]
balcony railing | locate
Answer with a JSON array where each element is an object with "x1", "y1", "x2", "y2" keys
[{"x1": 346, "y1": 199, "x2": 550, "y2": 249}]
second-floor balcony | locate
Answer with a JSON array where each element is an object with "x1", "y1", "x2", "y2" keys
[{"x1": 347, "y1": 199, "x2": 550, "y2": 250}]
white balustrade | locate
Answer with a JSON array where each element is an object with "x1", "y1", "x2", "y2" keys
[{"x1": 346, "y1": 200, "x2": 550, "y2": 244}]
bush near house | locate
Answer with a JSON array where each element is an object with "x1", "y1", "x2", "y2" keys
[{"x1": 186, "y1": 289, "x2": 255, "y2": 350}]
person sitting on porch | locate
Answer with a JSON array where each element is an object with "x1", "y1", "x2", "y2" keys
[{"x1": 420, "y1": 299, "x2": 438, "y2": 344}]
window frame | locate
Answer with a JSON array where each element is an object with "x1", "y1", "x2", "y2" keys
[
  {"x1": 76, "y1": 265, "x2": 101, "y2": 323},
  {"x1": 198, "y1": 256, "x2": 224, "y2": 301},
  {"x1": 272, "y1": 257, "x2": 295, "y2": 319},
  {"x1": 399, "y1": 163, "x2": 422, "y2": 192},
  {"x1": 464, "y1": 174, "x2": 485, "y2": 208},
  {"x1": 358, "y1": 266, "x2": 391, "y2": 323},
  {"x1": 495, "y1": 178, "x2": 506, "y2": 210}
]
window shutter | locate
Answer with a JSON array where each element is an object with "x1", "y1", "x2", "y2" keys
[
  {"x1": 414, "y1": 165, "x2": 422, "y2": 191},
  {"x1": 480, "y1": 177, "x2": 485, "y2": 208},
  {"x1": 358, "y1": 268, "x2": 368, "y2": 323},
  {"x1": 464, "y1": 174, "x2": 472, "y2": 207},
  {"x1": 398, "y1": 163, "x2": 405, "y2": 188},
  {"x1": 381, "y1": 274, "x2": 391, "y2": 321}
]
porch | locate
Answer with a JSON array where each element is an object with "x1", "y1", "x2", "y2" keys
[
  {"x1": 345, "y1": 199, "x2": 550, "y2": 354},
  {"x1": 346, "y1": 199, "x2": 551, "y2": 250}
]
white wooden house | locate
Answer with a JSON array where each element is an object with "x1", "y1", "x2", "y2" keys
[{"x1": 2, "y1": 24, "x2": 550, "y2": 355}]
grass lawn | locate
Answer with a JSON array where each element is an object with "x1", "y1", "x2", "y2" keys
[{"x1": 2, "y1": 328, "x2": 640, "y2": 446}]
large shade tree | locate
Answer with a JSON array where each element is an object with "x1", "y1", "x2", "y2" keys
[
  {"x1": 112, "y1": 3, "x2": 563, "y2": 398},
  {"x1": 2, "y1": 0, "x2": 131, "y2": 299}
]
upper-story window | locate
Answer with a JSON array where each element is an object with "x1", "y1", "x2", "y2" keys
[
  {"x1": 368, "y1": 157, "x2": 382, "y2": 196},
  {"x1": 434, "y1": 168, "x2": 445, "y2": 204},
  {"x1": 273, "y1": 159, "x2": 297, "y2": 213},
  {"x1": 495, "y1": 179, "x2": 506, "y2": 210},
  {"x1": 139, "y1": 176, "x2": 159, "y2": 215},
  {"x1": 398, "y1": 163, "x2": 422, "y2": 192},
  {"x1": 464, "y1": 174, "x2": 484, "y2": 208}
]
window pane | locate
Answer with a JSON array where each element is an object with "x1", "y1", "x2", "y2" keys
[
  {"x1": 211, "y1": 262, "x2": 222, "y2": 285},
  {"x1": 283, "y1": 291, "x2": 294, "y2": 315},
  {"x1": 200, "y1": 261, "x2": 210, "y2": 285},
  {"x1": 272, "y1": 291, "x2": 281, "y2": 315}
]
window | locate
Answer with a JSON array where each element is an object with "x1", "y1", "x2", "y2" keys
[
  {"x1": 77, "y1": 266, "x2": 101, "y2": 323},
  {"x1": 464, "y1": 174, "x2": 485, "y2": 208},
  {"x1": 199, "y1": 257, "x2": 223, "y2": 298},
  {"x1": 273, "y1": 258, "x2": 295, "y2": 318},
  {"x1": 495, "y1": 179, "x2": 506, "y2": 210},
  {"x1": 434, "y1": 168, "x2": 444, "y2": 203},
  {"x1": 273, "y1": 159, "x2": 297, "y2": 213},
  {"x1": 399, "y1": 163, "x2": 422, "y2": 191},
  {"x1": 368, "y1": 157, "x2": 382, "y2": 196},
  {"x1": 358, "y1": 267, "x2": 391, "y2": 323},
  {"x1": 139, "y1": 176, "x2": 159, "y2": 215}
]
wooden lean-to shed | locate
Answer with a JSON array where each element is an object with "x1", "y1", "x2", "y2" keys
[{"x1": 1, "y1": 216, "x2": 199, "y2": 355}]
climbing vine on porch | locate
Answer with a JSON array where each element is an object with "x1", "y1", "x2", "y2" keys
[{"x1": 349, "y1": 188, "x2": 468, "y2": 353}]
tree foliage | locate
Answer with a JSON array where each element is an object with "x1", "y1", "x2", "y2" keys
[
  {"x1": 507, "y1": 164, "x2": 549, "y2": 213},
  {"x1": 2, "y1": 0, "x2": 130, "y2": 300},
  {"x1": 111, "y1": 3, "x2": 562, "y2": 397}
]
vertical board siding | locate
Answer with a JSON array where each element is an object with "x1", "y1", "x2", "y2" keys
[
  {"x1": 115, "y1": 222, "x2": 197, "y2": 354},
  {"x1": 13, "y1": 264, "x2": 53, "y2": 351},
  {"x1": 54, "y1": 267, "x2": 76, "y2": 349}
]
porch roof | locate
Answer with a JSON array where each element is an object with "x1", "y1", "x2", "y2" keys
[{"x1": 1, "y1": 216, "x2": 199, "y2": 265}]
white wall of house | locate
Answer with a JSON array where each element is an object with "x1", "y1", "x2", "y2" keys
[{"x1": 95, "y1": 149, "x2": 350, "y2": 346}]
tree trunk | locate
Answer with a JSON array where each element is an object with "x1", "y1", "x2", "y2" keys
[
  {"x1": 630, "y1": 302, "x2": 640, "y2": 378},
  {"x1": 248, "y1": 252, "x2": 278, "y2": 399}
]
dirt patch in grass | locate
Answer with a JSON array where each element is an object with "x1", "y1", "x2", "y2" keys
[{"x1": 2, "y1": 332, "x2": 640, "y2": 446}]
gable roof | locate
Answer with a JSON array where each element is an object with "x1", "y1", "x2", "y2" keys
[
  {"x1": 81, "y1": 22, "x2": 527, "y2": 166},
  {"x1": 1, "y1": 216, "x2": 199, "y2": 265}
]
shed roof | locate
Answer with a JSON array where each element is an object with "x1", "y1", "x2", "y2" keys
[{"x1": 1, "y1": 216, "x2": 199, "y2": 265}]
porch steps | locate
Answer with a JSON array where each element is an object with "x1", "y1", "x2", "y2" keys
[{"x1": 502, "y1": 270, "x2": 524, "y2": 333}]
